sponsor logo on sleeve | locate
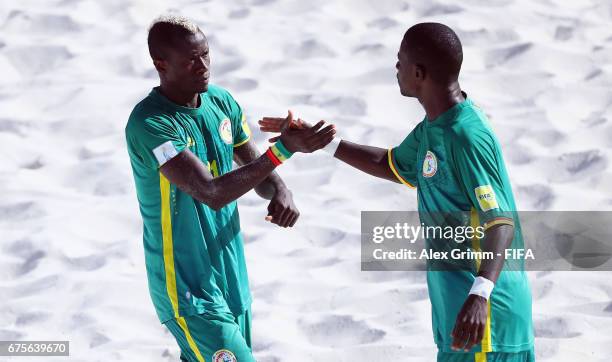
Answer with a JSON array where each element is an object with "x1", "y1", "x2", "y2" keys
[
  {"x1": 474, "y1": 185, "x2": 499, "y2": 211},
  {"x1": 152, "y1": 140, "x2": 179, "y2": 166}
]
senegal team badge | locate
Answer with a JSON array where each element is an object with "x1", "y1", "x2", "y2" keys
[
  {"x1": 219, "y1": 118, "x2": 233, "y2": 145},
  {"x1": 422, "y1": 150, "x2": 437, "y2": 177},
  {"x1": 212, "y1": 349, "x2": 237, "y2": 362}
]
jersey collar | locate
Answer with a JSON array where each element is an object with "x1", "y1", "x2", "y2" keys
[
  {"x1": 425, "y1": 91, "x2": 472, "y2": 126},
  {"x1": 150, "y1": 87, "x2": 205, "y2": 116}
]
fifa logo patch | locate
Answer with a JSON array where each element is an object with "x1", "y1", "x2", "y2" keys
[
  {"x1": 213, "y1": 349, "x2": 237, "y2": 362},
  {"x1": 474, "y1": 185, "x2": 499, "y2": 211},
  {"x1": 422, "y1": 150, "x2": 438, "y2": 178},
  {"x1": 219, "y1": 118, "x2": 233, "y2": 145}
]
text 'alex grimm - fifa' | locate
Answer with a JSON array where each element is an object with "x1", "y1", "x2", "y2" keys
[{"x1": 372, "y1": 248, "x2": 535, "y2": 261}]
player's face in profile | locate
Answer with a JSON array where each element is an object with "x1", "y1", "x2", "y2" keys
[
  {"x1": 396, "y1": 50, "x2": 416, "y2": 97},
  {"x1": 164, "y1": 32, "x2": 210, "y2": 93}
]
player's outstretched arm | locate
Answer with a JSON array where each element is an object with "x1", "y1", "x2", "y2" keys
[
  {"x1": 333, "y1": 140, "x2": 400, "y2": 183},
  {"x1": 160, "y1": 121, "x2": 335, "y2": 211},
  {"x1": 259, "y1": 114, "x2": 400, "y2": 183}
]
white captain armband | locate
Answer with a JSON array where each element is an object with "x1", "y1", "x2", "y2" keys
[{"x1": 152, "y1": 140, "x2": 179, "y2": 166}]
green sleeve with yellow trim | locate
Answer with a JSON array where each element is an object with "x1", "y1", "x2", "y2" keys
[
  {"x1": 389, "y1": 121, "x2": 424, "y2": 188},
  {"x1": 126, "y1": 114, "x2": 188, "y2": 169},
  {"x1": 450, "y1": 130, "x2": 514, "y2": 229}
]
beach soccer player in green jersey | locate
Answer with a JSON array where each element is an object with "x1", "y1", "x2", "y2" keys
[
  {"x1": 260, "y1": 23, "x2": 535, "y2": 362},
  {"x1": 125, "y1": 15, "x2": 335, "y2": 362}
]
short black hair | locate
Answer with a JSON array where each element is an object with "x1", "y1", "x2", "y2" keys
[
  {"x1": 401, "y1": 22, "x2": 463, "y2": 84},
  {"x1": 147, "y1": 15, "x2": 201, "y2": 60}
]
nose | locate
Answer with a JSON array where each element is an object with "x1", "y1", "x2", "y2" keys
[
  {"x1": 395, "y1": 61, "x2": 400, "y2": 70},
  {"x1": 195, "y1": 56, "x2": 209, "y2": 74}
]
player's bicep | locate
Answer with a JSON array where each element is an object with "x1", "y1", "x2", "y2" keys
[
  {"x1": 233, "y1": 138, "x2": 260, "y2": 166},
  {"x1": 160, "y1": 149, "x2": 214, "y2": 202}
]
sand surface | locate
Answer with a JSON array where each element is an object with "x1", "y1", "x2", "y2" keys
[{"x1": 1, "y1": 0, "x2": 612, "y2": 360}]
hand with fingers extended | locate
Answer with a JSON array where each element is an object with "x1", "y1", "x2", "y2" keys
[
  {"x1": 259, "y1": 110, "x2": 309, "y2": 137},
  {"x1": 450, "y1": 294, "x2": 488, "y2": 352},
  {"x1": 262, "y1": 110, "x2": 335, "y2": 153}
]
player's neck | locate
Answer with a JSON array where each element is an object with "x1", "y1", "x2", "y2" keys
[
  {"x1": 158, "y1": 84, "x2": 200, "y2": 108},
  {"x1": 421, "y1": 83, "x2": 464, "y2": 121}
]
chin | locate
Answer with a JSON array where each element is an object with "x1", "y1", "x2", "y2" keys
[
  {"x1": 400, "y1": 87, "x2": 416, "y2": 98},
  {"x1": 196, "y1": 83, "x2": 209, "y2": 93},
  {"x1": 398, "y1": 81, "x2": 410, "y2": 97}
]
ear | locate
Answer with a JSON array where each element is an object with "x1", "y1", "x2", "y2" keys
[
  {"x1": 415, "y1": 64, "x2": 426, "y2": 81},
  {"x1": 153, "y1": 59, "x2": 167, "y2": 74}
]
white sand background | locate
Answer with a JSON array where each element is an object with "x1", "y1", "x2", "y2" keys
[{"x1": 1, "y1": 0, "x2": 612, "y2": 361}]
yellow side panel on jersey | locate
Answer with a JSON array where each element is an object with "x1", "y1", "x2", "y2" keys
[
  {"x1": 160, "y1": 173, "x2": 179, "y2": 318},
  {"x1": 177, "y1": 317, "x2": 206, "y2": 362}
]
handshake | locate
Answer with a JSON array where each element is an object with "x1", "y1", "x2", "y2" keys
[{"x1": 258, "y1": 110, "x2": 336, "y2": 154}]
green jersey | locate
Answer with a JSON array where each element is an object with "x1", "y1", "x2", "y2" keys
[
  {"x1": 125, "y1": 85, "x2": 252, "y2": 323},
  {"x1": 389, "y1": 97, "x2": 534, "y2": 353}
]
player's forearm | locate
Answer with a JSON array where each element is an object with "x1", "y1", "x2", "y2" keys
[
  {"x1": 334, "y1": 140, "x2": 400, "y2": 183},
  {"x1": 204, "y1": 156, "x2": 280, "y2": 209},
  {"x1": 168, "y1": 152, "x2": 277, "y2": 210},
  {"x1": 240, "y1": 146, "x2": 288, "y2": 200},
  {"x1": 234, "y1": 143, "x2": 288, "y2": 200},
  {"x1": 476, "y1": 224, "x2": 515, "y2": 283},
  {"x1": 254, "y1": 172, "x2": 288, "y2": 200}
]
